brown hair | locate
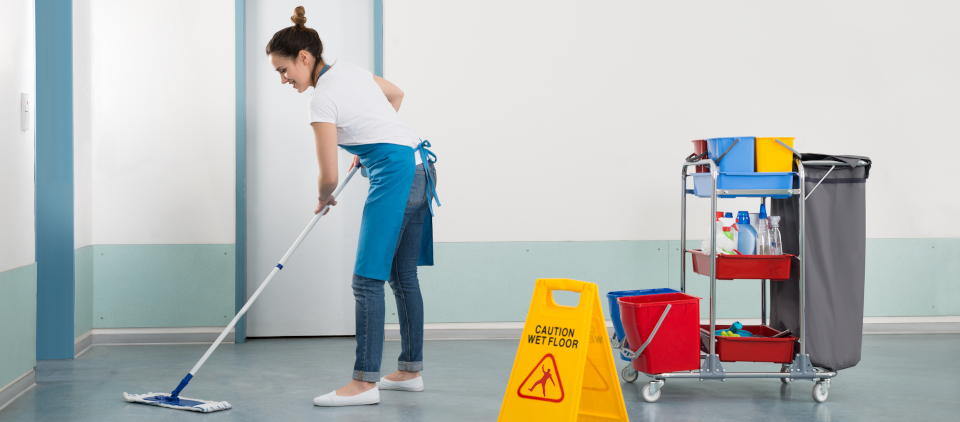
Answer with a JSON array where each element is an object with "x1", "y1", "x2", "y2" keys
[{"x1": 266, "y1": 6, "x2": 325, "y2": 82}]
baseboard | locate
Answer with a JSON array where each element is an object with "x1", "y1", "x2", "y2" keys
[
  {"x1": 385, "y1": 322, "x2": 527, "y2": 341},
  {"x1": 860, "y1": 316, "x2": 960, "y2": 334},
  {"x1": 88, "y1": 327, "x2": 235, "y2": 346},
  {"x1": 0, "y1": 370, "x2": 36, "y2": 413},
  {"x1": 384, "y1": 316, "x2": 960, "y2": 340},
  {"x1": 75, "y1": 330, "x2": 93, "y2": 357},
  {"x1": 73, "y1": 317, "x2": 958, "y2": 346}
]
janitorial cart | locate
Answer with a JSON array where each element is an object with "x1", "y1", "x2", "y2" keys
[{"x1": 612, "y1": 137, "x2": 871, "y2": 403}]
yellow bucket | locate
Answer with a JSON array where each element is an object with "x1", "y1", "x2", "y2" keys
[{"x1": 755, "y1": 137, "x2": 795, "y2": 172}]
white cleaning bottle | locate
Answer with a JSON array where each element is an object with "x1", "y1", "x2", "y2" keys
[
  {"x1": 702, "y1": 212, "x2": 726, "y2": 253},
  {"x1": 717, "y1": 217, "x2": 738, "y2": 255}
]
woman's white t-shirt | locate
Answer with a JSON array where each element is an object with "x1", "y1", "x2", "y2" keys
[{"x1": 310, "y1": 61, "x2": 421, "y2": 162}]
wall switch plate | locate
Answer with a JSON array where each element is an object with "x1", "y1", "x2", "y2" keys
[{"x1": 21, "y1": 92, "x2": 31, "y2": 132}]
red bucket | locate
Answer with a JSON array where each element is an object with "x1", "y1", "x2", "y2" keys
[
  {"x1": 692, "y1": 140, "x2": 709, "y2": 173},
  {"x1": 618, "y1": 293, "x2": 701, "y2": 374}
]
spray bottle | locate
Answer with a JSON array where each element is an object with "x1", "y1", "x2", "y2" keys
[
  {"x1": 717, "y1": 217, "x2": 738, "y2": 255},
  {"x1": 756, "y1": 203, "x2": 771, "y2": 255},
  {"x1": 769, "y1": 216, "x2": 783, "y2": 255},
  {"x1": 702, "y1": 213, "x2": 718, "y2": 252}
]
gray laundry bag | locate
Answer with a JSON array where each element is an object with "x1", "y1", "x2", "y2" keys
[{"x1": 771, "y1": 154, "x2": 872, "y2": 371}]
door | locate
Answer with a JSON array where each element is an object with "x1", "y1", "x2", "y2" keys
[{"x1": 245, "y1": 0, "x2": 375, "y2": 337}]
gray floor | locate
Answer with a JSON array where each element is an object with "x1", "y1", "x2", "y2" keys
[{"x1": 1, "y1": 335, "x2": 958, "y2": 421}]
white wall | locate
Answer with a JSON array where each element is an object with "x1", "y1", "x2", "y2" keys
[
  {"x1": 384, "y1": 0, "x2": 960, "y2": 242},
  {"x1": 0, "y1": 0, "x2": 36, "y2": 271},
  {"x1": 74, "y1": 0, "x2": 235, "y2": 245},
  {"x1": 74, "y1": 0, "x2": 92, "y2": 248}
]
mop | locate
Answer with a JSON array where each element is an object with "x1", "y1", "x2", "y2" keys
[{"x1": 124, "y1": 167, "x2": 360, "y2": 412}]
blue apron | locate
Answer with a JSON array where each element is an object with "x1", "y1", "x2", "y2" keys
[{"x1": 340, "y1": 140, "x2": 440, "y2": 281}]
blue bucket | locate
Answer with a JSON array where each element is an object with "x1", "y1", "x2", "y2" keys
[
  {"x1": 707, "y1": 137, "x2": 755, "y2": 172},
  {"x1": 607, "y1": 288, "x2": 678, "y2": 360}
]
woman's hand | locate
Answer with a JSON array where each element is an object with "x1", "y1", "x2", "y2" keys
[
  {"x1": 348, "y1": 155, "x2": 362, "y2": 171},
  {"x1": 315, "y1": 195, "x2": 337, "y2": 215}
]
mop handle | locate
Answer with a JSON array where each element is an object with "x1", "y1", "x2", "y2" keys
[{"x1": 173, "y1": 167, "x2": 359, "y2": 394}]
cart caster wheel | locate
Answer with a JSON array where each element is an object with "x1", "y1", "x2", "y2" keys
[
  {"x1": 812, "y1": 380, "x2": 830, "y2": 403},
  {"x1": 641, "y1": 380, "x2": 663, "y2": 403},
  {"x1": 780, "y1": 364, "x2": 792, "y2": 384},
  {"x1": 621, "y1": 365, "x2": 639, "y2": 383}
]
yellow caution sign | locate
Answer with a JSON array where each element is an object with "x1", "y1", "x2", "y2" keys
[{"x1": 499, "y1": 279, "x2": 629, "y2": 422}]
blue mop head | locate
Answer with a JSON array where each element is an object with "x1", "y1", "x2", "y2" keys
[{"x1": 122, "y1": 392, "x2": 231, "y2": 412}]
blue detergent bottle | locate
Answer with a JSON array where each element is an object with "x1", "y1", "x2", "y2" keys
[{"x1": 736, "y1": 211, "x2": 757, "y2": 254}]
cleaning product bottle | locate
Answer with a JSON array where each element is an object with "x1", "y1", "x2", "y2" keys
[
  {"x1": 769, "y1": 216, "x2": 783, "y2": 255},
  {"x1": 717, "y1": 217, "x2": 738, "y2": 255},
  {"x1": 756, "y1": 204, "x2": 771, "y2": 255},
  {"x1": 702, "y1": 212, "x2": 726, "y2": 253},
  {"x1": 736, "y1": 211, "x2": 756, "y2": 254}
]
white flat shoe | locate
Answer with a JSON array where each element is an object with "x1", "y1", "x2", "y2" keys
[
  {"x1": 378, "y1": 376, "x2": 424, "y2": 392},
  {"x1": 312, "y1": 387, "x2": 380, "y2": 407}
]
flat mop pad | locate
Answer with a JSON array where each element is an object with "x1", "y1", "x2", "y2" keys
[{"x1": 123, "y1": 392, "x2": 231, "y2": 413}]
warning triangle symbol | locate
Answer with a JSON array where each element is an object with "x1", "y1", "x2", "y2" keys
[
  {"x1": 516, "y1": 353, "x2": 564, "y2": 403},
  {"x1": 582, "y1": 357, "x2": 611, "y2": 392}
]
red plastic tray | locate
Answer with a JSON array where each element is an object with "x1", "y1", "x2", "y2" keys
[
  {"x1": 699, "y1": 324, "x2": 797, "y2": 363},
  {"x1": 689, "y1": 249, "x2": 793, "y2": 280}
]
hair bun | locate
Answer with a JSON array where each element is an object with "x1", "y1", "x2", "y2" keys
[{"x1": 291, "y1": 6, "x2": 307, "y2": 27}]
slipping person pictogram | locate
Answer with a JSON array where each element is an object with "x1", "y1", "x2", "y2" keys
[
  {"x1": 528, "y1": 366, "x2": 556, "y2": 397},
  {"x1": 516, "y1": 353, "x2": 564, "y2": 402}
]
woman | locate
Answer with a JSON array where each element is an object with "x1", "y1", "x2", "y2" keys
[{"x1": 266, "y1": 6, "x2": 439, "y2": 407}]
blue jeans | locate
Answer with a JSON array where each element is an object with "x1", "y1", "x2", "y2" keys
[{"x1": 352, "y1": 163, "x2": 434, "y2": 382}]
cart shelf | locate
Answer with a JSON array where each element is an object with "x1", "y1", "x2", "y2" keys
[
  {"x1": 699, "y1": 325, "x2": 797, "y2": 363},
  {"x1": 688, "y1": 249, "x2": 793, "y2": 280}
]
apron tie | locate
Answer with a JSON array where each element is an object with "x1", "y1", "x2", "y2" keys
[{"x1": 416, "y1": 139, "x2": 441, "y2": 216}]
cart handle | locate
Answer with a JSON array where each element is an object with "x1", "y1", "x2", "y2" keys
[
  {"x1": 805, "y1": 165, "x2": 836, "y2": 200},
  {"x1": 775, "y1": 138, "x2": 802, "y2": 157},
  {"x1": 715, "y1": 139, "x2": 739, "y2": 164},
  {"x1": 622, "y1": 304, "x2": 672, "y2": 360}
]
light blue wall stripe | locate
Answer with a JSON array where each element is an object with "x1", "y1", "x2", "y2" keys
[
  {"x1": 861, "y1": 238, "x2": 960, "y2": 316},
  {"x1": 0, "y1": 264, "x2": 37, "y2": 388},
  {"x1": 80, "y1": 239, "x2": 956, "y2": 328},
  {"x1": 35, "y1": 0, "x2": 75, "y2": 360},
  {"x1": 91, "y1": 244, "x2": 235, "y2": 328},
  {"x1": 382, "y1": 239, "x2": 960, "y2": 324},
  {"x1": 75, "y1": 247, "x2": 93, "y2": 338},
  {"x1": 235, "y1": 0, "x2": 247, "y2": 343},
  {"x1": 374, "y1": 0, "x2": 384, "y2": 76}
]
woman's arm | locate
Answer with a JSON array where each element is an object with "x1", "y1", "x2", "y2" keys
[
  {"x1": 312, "y1": 122, "x2": 339, "y2": 214},
  {"x1": 373, "y1": 75, "x2": 404, "y2": 112}
]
